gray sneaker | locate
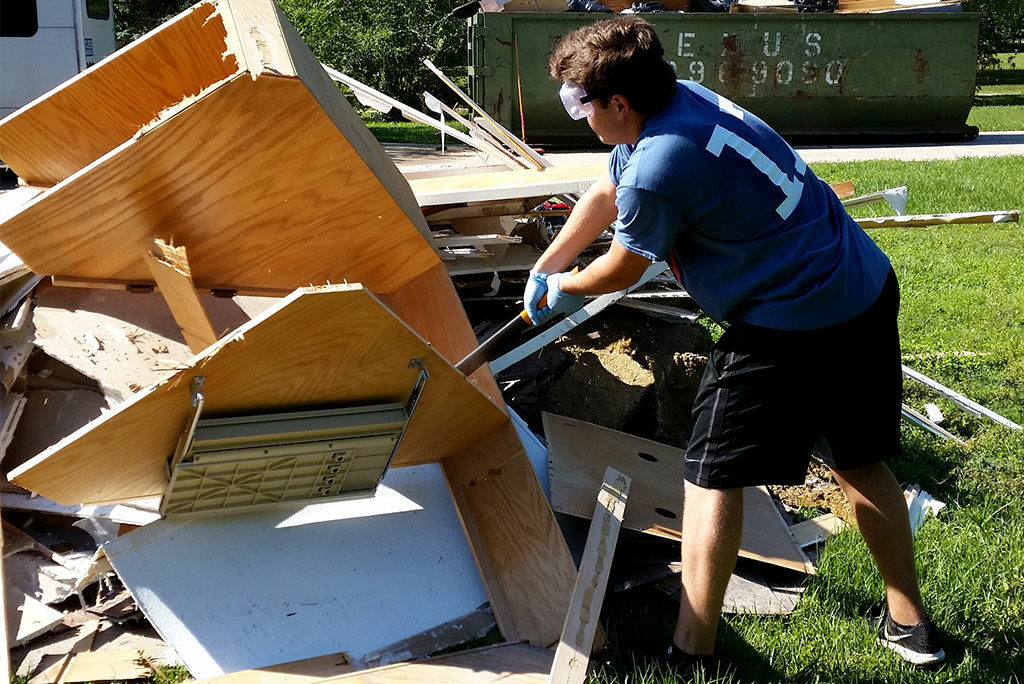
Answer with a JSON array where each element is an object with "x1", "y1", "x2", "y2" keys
[{"x1": 876, "y1": 611, "x2": 946, "y2": 667}]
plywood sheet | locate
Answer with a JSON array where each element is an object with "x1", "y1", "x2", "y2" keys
[
  {"x1": 9, "y1": 286, "x2": 508, "y2": 505},
  {"x1": 0, "y1": 0, "x2": 434, "y2": 295},
  {"x1": 409, "y1": 163, "x2": 605, "y2": 207},
  {"x1": 0, "y1": 2, "x2": 239, "y2": 186},
  {"x1": 544, "y1": 414, "x2": 814, "y2": 575}
]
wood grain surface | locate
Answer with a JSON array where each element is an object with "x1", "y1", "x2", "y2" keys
[
  {"x1": 0, "y1": 2, "x2": 239, "y2": 186},
  {"x1": 544, "y1": 413, "x2": 815, "y2": 575},
  {"x1": 8, "y1": 286, "x2": 508, "y2": 504},
  {"x1": 320, "y1": 643, "x2": 552, "y2": 683},
  {"x1": 409, "y1": 163, "x2": 606, "y2": 207},
  {"x1": 1, "y1": 0, "x2": 435, "y2": 294}
]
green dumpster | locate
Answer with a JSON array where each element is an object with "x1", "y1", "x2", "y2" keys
[{"x1": 467, "y1": 12, "x2": 980, "y2": 144}]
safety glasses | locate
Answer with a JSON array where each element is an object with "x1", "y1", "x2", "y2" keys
[{"x1": 559, "y1": 81, "x2": 597, "y2": 121}]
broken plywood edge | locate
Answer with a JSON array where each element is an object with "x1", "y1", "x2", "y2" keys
[
  {"x1": 191, "y1": 652, "x2": 355, "y2": 684},
  {"x1": 544, "y1": 414, "x2": 815, "y2": 575},
  {"x1": 26, "y1": 621, "x2": 99, "y2": 684},
  {"x1": 408, "y1": 163, "x2": 606, "y2": 207},
  {"x1": 0, "y1": 0, "x2": 436, "y2": 294},
  {"x1": 320, "y1": 642, "x2": 552, "y2": 684},
  {"x1": 0, "y1": 2, "x2": 240, "y2": 186},
  {"x1": 143, "y1": 240, "x2": 219, "y2": 354},
  {"x1": 790, "y1": 513, "x2": 850, "y2": 548},
  {"x1": 548, "y1": 468, "x2": 629, "y2": 684},
  {"x1": 9, "y1": 285, "x2": 508, "y2": 505}
]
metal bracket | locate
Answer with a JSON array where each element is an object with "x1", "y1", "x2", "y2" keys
[
  {"x1": 190, "y1": 376, "x2": 205, "y2": 407},
  {"x1": 405, "y1": 359, "x2": 430, "y2": 416}
]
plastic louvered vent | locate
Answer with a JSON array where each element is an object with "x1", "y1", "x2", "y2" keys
[{"x1": 162, "y1": 404, "x2": 408, "y2": 517}]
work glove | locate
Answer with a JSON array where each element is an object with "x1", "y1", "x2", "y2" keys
[
  {"x1": 529, "y1": 271, "x2": 586, "y2": 326},
  {"x1": 524, "y1": 270, "x2": 550, "y2": 325}
]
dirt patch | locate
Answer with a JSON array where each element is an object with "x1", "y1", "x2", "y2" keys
[
  {"x1": 541, "y1": 347, "x2": 654, "y2": 430},
  {"x1": 770, "y1": 460, "x2": 856, "y2": 525}
]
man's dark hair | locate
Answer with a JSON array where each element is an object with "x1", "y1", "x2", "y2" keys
[{"x1": 548, "y1": 17, "x2": 677, "y2": 115}]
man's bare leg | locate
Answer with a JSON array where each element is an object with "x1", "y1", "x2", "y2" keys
[
  {"x1": 673, "y1": 482, "x2": 744, "y2": 655},
  {"x1": 831, "y1": 461, "x2": 926, "y2": 625}
]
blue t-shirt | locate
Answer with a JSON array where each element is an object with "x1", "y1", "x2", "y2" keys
[{"x1": 609, "y1": 80, "x2": 891, "y2": 330}]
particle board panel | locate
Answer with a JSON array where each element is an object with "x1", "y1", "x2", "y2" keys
[
  {"x1": 544, "y1": 414, "x2": 815, "y2": 575},
  {"x1": 317, "y1": 642, "x2": 552, "y2": 683},
  {"x1": 409, "y1": 163, "x2": 606, "y2": 207},
  {"x1": 0, "y1": 0, "x2": 434, "y2": 295},
  {"x1": 8, "y1": 285, "x2": 508, "y2": 505}
]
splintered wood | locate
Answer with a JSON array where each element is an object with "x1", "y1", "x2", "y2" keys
[
  {"x1": 0, "y1": 0, "x2": 434, "y2": 294},
  {"x1": 142, "y1": 239, "x2": 218, "y2": 354}
]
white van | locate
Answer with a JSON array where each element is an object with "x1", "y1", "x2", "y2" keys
[{"x1": 0, "y1": 0, "x2": 116, "y2": 119}]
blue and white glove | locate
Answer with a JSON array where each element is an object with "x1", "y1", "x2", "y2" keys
[
  {"x1": 524, "y1": 270, "x2": 550, "y2": 325},
  {"x1": 525, "y1": 270, "x2": 585, "y2": 326}
]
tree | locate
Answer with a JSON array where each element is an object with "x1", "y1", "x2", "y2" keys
[
  {"x1": 970, "y1": 0, "x2": 1023, "y2": 67},
  {"x1": 275, "y1": 0, "x2": 465, "y2": 113}
]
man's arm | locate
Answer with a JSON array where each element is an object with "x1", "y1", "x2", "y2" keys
[
  {"x1": 533, "y1": 176, "x2": 619, "y2": 274},
  {"x1": 557, "y1": 239, "x2": 654, "y2": 297}
]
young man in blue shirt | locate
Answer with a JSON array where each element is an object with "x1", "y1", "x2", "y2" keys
[{"x1": 525, "y1": 16, "x2": 945, "y2": 672}]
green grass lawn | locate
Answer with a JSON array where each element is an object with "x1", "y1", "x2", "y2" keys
[{"x1": 588, "y1": 155, "x2": 1024, "y2": 684}]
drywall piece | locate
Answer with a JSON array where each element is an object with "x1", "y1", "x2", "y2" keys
[
  {"x1": 194, "y1": 606, "x2": 496, "y2": 683},
  {"x1": 6, "y1": 592, "x2": 63, "y2": 648},
  {"x1": 10, "y1": 285, "x2": 507, "y2": 505},
  {"x1": 409, "y1": 163, "x2": 606, "y2": 207},
  {"x1": 0, "y1": 493, "x2": 161, "y2": 528},
  {"x1": 544, "y1": 414, "x2": 815, "y2": 575},
  {"x1": 4, "y1": 390, "x2": 108, "y2": 474},
  {"x1": 856, "y1": 210, "x2": 1019, "y2": 229},
  {"x1": 0, "y1": 0, "x2": 436, "y2": 295},
  {"x1": 142, "y1": 240, "x2": 218, "y2": 354},
  {"x1": 101, "y1": 463, "x2": 489, "y2": 679},
  {"x1": 789, "y1": 513, "x2": 850, "y2": 548},
  {"x1": 26, "y1": 621, "x2": 100, "y2": 684},
  {"x1": 1, "y1": 393, "x2": 28, "y2": 462},
  {"x1": 1, "y1": 321, "x2": 34, "y2": 394},
  {"x1": 548, "y1": 468, "x2": 629, "y2": 684},
  {"x1": 31, "y1": 285, "x2": 272, "y2": 404},
  {"x1": 842, "y1": 186, "x2": 908, "y2": 215},
  {"x1": 720, "y1": 570, "x2": 804, "y2": 615},
  {"x1": 317, "y1": 642, "x2": 551, "y2": 683},
  {"x1": 905, "y1": 484, "x2": 945, "y2": 535}
]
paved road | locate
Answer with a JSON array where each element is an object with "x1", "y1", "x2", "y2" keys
[{"x1": 386, "y1": 131, "x2": 1024, "y2": 171}]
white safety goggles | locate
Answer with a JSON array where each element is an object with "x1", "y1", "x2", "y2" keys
[{"x1": 559, "y1": 80, "x2": 597, "y2": 121}]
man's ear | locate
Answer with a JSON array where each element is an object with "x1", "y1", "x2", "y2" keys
[{"x1": 609, "y1": 94, "x2": 631, "y2": 117}]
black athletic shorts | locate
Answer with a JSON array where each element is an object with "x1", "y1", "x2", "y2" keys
[{"x1": 684, "y1": 268, "x2": 902, "y2": 489}]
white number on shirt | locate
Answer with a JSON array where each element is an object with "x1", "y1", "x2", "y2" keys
[{"x1": 705, "y1": 124, "x2": 806, "y2": 220}]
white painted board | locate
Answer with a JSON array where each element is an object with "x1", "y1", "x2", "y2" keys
[{"x1": 101, "y1": 463, "x2": 489, "y2": 679}]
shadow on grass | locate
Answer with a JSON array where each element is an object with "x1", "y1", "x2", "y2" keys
[
  {"x1": 974, "y1": 93, "x2": 1024, "y2": 107},
  {"x1": 977, "y1": 68, "x2": 1024, "y2": 87}
]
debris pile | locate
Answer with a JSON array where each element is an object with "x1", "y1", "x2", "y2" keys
[{"x1": 0, "y1": 1, "x2": 1017, "y2": 682}]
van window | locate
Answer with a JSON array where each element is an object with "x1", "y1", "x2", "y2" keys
[
  {"x1": 86, "y1": 0, "x2": 110, "y2": 20},
  {"x1": 0, "y1": 0, "x2": 38, "y2": 38}
]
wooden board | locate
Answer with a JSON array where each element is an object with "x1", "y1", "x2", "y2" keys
[
  {"x1": 544, "y1": 414, "x2": 815, "y2": 575},
  {"x1": 548, "y1": 468, "x2": 629, "y2": 684},
  {"x1": 143, "y1": 240, "x2": 218, "y2": 354},
  {"x1": 856, "y1": 210, "x2": 1020, "y2": 229},
  {"x1": 32, "y1": 650, "x2": 150, "y2": 683},
  {"x1": 409, "y1": 163, "x2": 606, "y2": 207},
  {"x1": 382, "y1": 262, "x2": 577, "y2": 648},
  {"x1": 8, "y1": 285, "x2": 509, "y2": 505},
  {"x1": 315, "y1": 643, "x2": 552, "y2": 683},
  {"x1": 0, "y1": 0, "x2": 435, "y2": 295}
]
